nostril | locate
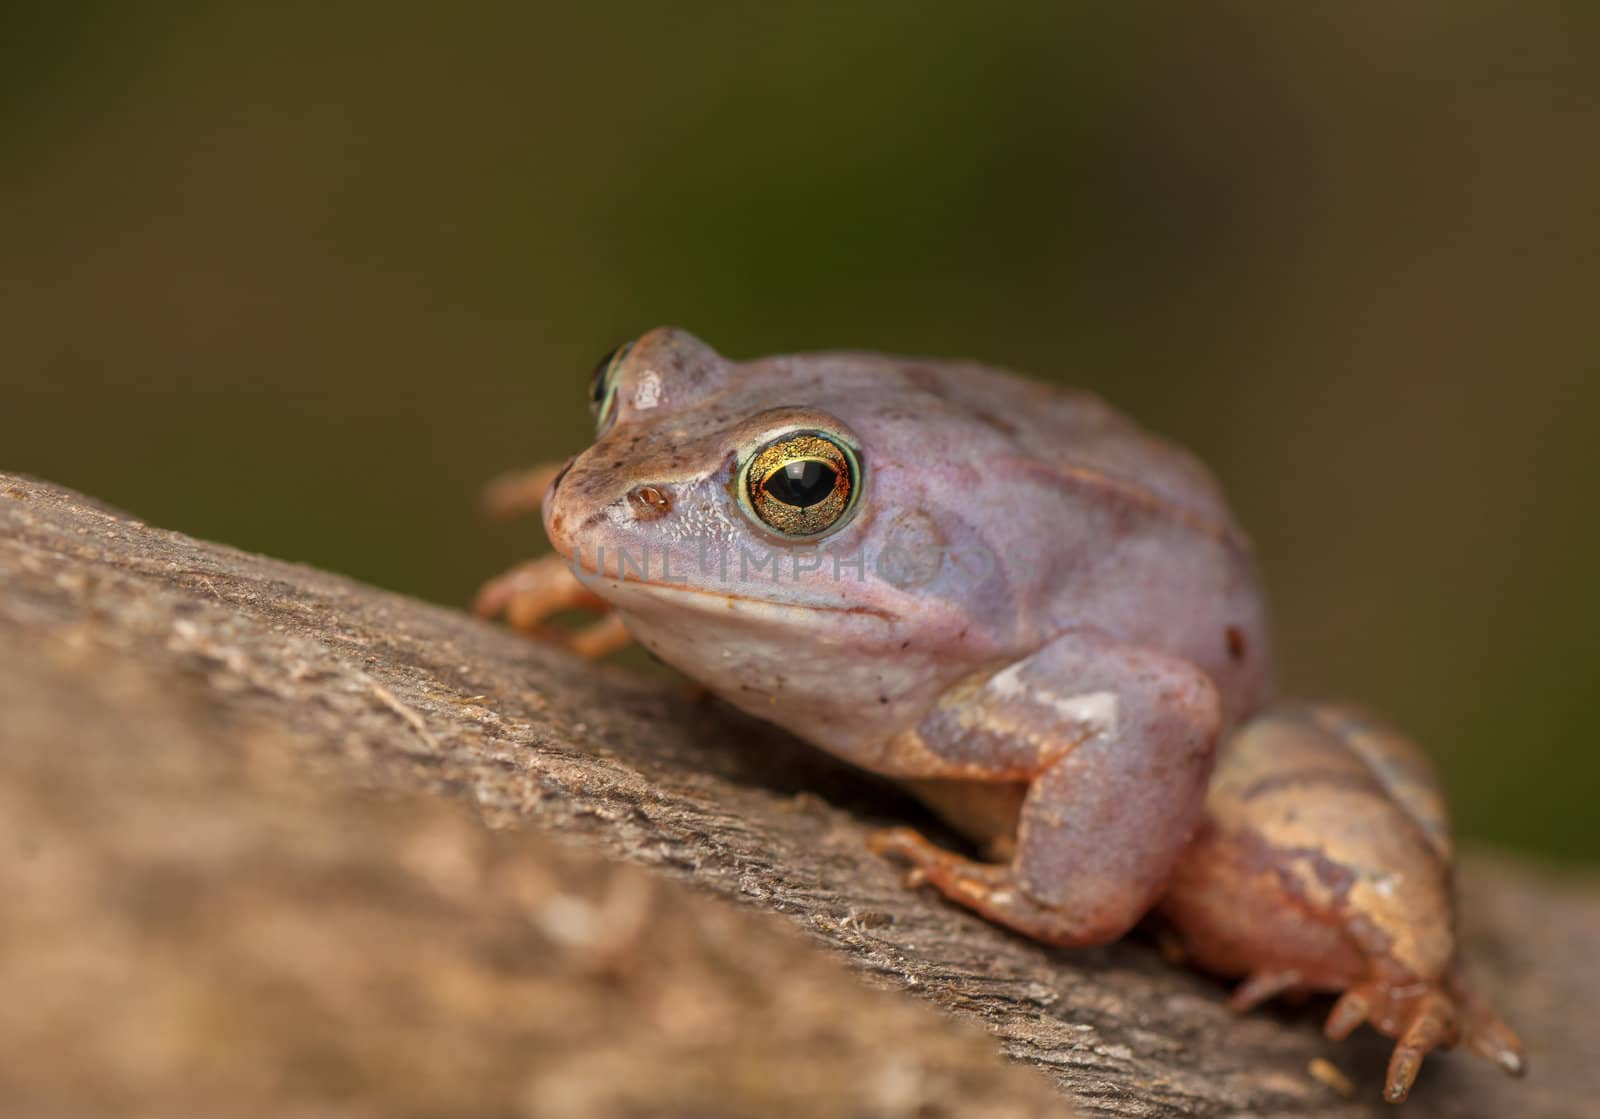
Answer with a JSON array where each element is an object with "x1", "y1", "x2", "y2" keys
[{"x1": 626, "y1": 484, "x2": 672, "y2": 521}]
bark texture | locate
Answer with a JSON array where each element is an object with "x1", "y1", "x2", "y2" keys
[{"x1": 1, "y1": 472, "x2": 1595, "y2": 1118}]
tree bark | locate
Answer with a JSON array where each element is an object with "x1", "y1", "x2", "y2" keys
[{"x1": 1, "y1": 472, "x2": 1594, "y2": 1118}]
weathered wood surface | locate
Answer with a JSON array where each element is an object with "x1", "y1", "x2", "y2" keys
[{"x1": 1, "y1": 471, "x2": 1595, "y2": 1118}]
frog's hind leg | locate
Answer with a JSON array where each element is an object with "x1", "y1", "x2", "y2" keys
[
  {"x1": 1162, "y1": 705, "x2": 1526, "y2": 1101},
  {"x1": 1303, "y1": 704, "x2": 1454, "y2": 864},
  {"x1": 473, "y1": 552, "x2": 633, "y2": 658},
  {"x1": 870, "y1": 628, "x2": 1222, "y2": 946},
  {"x1": 1298, "y1": 706, "x2": 1526, "y2": 1090}
]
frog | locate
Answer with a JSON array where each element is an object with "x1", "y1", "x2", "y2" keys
[{"x1": 476, "y1": 327, "x2": 1524, "y2": 1101}]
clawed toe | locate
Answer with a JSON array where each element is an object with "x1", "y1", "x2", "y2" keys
[
  {"x1": 867, "y1": 827, "x2": 1012, "y2": 908},
  {"x1": 1323, "y1": 987, "x2": 1372, "y2": 1041},
  {"x1": 1228, "y1": 970, "x2": 1303, "y2": 1012},
  {"x1": 1384, "y1": 992, "x2": 1456, "y2": 1103},
  {"x1": 1319, "y1": 981, "x2": 1475, "y2": 1103},
  {"x1": 866, "y1": 826, "x2": 941, "y2": 864},
  {"x1": 1449, "y1": 967, "x2": 1528, "y2": 1080}
]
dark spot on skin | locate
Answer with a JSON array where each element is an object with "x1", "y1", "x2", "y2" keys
[
  {"x1": 1226, "y1": 626, "x2": 1248, "y2": 661},
  {"x1": 971, "y1": 407, "x2": 1019, "y2": 437},
  {"x1": 900, "y1": 640, "x2": 911, "y2": 650},
  {"x1": 611, "y1": 460, "x2": 623, "y2": 469},
  {"x1": 879, "y1": 695, "x2": 890, "y2": 705},
  {"x1": 900, "y1": 365, "x2": 950, "y2": 399},
  {"x1": 897, "y1": 366, "x2": 1016, "y2": 435}
]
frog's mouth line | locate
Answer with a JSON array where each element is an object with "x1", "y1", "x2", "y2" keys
[{"x1": 591, "y1": 574, "x2": 899, "y2": 623}]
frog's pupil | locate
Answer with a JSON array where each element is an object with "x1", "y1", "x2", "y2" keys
[{"x1": 764, "y1": 460, "x2": 837, "y2": 507}]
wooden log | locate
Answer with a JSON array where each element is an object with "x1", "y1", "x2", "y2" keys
[{"x1": 1, "y1": 472, "x2": 1594, "y2": 1117}]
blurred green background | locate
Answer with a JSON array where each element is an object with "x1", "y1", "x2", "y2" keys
[{"x1": 3, "y1": 4, "x2": 1596, "y2": 862}]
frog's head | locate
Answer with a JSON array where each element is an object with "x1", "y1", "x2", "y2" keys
[
  {"x1": 541, "y1": 327, "x2": 1011, "y2": 749},
  {"x1": 544, "y1": 327, "x2": 881, "y2": 612}
]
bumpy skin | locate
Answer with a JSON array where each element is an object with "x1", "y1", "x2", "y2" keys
[{"x1": 478, "y1": 327, "x2": 1522, "y2": 1100}]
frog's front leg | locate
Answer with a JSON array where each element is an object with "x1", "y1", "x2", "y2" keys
[
  {"x1": 476, "y1": 461, "x2": 635, "y2": 659},
  {"x1": 473, "y1": 551, "x2": 633, "y2": 659},
  {"x1": 871, "y1": 628, "x2": 1222, "y2": 946}
]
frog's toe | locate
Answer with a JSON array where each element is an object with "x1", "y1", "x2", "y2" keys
[
  {"x1": 1323, "y1": 986, "x2": 1375, "y2": 1040},
  {"x1": 1472, "y1": 1026, "x2": 1529, "y2": 1079},
  {"x1": 1384, "y1": 990, "x2": 1457, "y2": 1103},
  {"x1": 868, "y1": 827, "x2": 1017, "y2": 911},
  {"x1": 480, "y1": 461, "x2": 570, "y2": 520},
  {"x1": 1448, "y1": 968, "x2": 1527, "y2": 1079},
  {"x1": 473, "y1": 553, "x2": 627, "y2": 657},
  {"x1": 868, "y1": 826, "x2": 1128, "y2": 947},
  {"x1": 867, "y1": 827, "x2": 951, "y2": 879},
  {"x1": 1227, "y1": 969, "x2": 1304, "y2": 1012},
  {"x1": 566, "y1": 612, "x2": 634, "y2": 659},
  {"x1": 473, "y1": 559, "x2": 544, "y2": 622}
]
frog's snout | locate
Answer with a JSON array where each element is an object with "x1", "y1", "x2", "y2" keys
[{"x1": 544, "y1": 461, "x2": 679, "y2": 559}]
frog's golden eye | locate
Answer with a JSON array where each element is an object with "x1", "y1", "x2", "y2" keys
[
  {"x1": 739, "y1": 430, "x2": 862, "y2": 538},
  {"x1": 588, "y1": 340, "x2": 633, "y2": 434}
]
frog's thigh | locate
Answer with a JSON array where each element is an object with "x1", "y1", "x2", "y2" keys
[
  {"x1": 880, "y1": 628, "x2": 1222, "y2": 946},
  {"x1": 1299, "y1": 703, "x2": 1453, "y2": 864}
]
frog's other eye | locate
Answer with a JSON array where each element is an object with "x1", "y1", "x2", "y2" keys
[
  {"x1": 588, "y1": 340, "x2": 633, "y2": 434},
  {"x1": 740, "y1": 430, "x2": 862, "y2": 538}
]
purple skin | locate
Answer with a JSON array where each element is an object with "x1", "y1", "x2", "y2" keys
[
  {"x1": 478, "y1": 328, "x2": 1523, "y2": 1100},
  {"x1": 535, "y1": 327, "x2": 1273, "y2": 943}
]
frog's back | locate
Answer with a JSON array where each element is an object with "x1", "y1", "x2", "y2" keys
[
  {"x1": 906, "y1": 357, "x2": 1234, "y2": 526},
  {"x1": 794, "y1": 352, "x2": 1273, "y2": 722}
]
